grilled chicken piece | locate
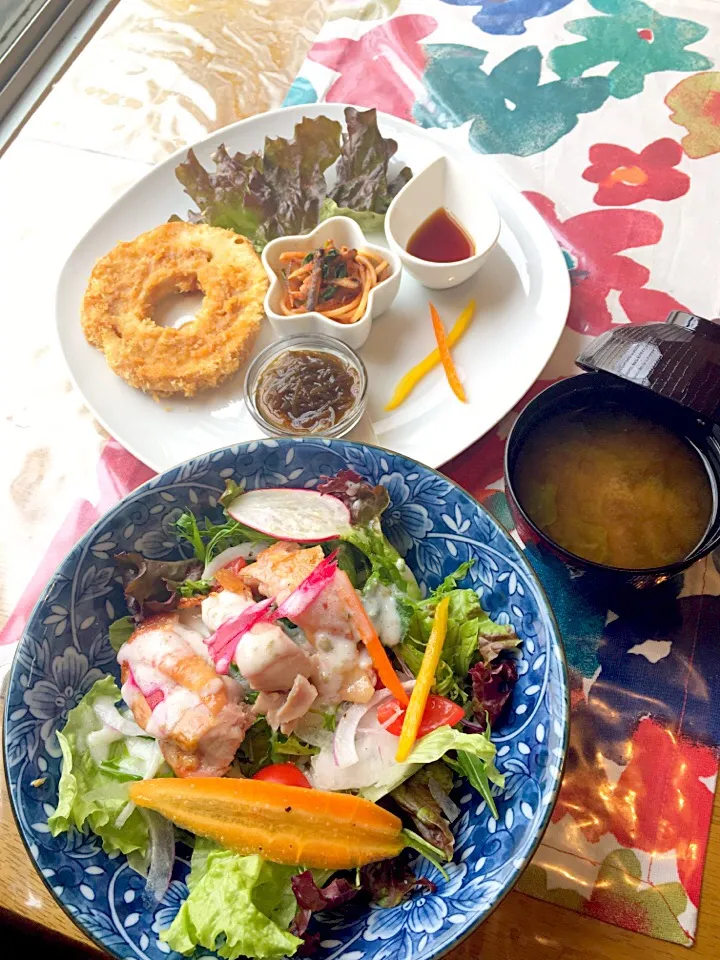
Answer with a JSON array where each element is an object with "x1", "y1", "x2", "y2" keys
[{"x1": 119, "y1": 613, "x2": 254, "y2": 778}]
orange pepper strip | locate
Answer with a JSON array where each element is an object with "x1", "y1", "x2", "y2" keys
[
  {"x1": 332, "y1": 570, "x2": 409, "y2": 705},
  {"x1": 395, "y1": 596, "x2": 450, "y2": 763},
  {"x1": 429, "y1": 302, "x2": 467, "y2": 403},
  {"x1": 129, "y1": 777, "x2": 404, "y2": 870},
  {"x1": 215, "y1": 568, "x2": 250, "y2": 594}
]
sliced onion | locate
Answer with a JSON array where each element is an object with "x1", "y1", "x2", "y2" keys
[
  {"x1": 207, "y1": 597, "x2": 274, "y2": 673},
  {"x1": 429, "y1": 777, "x2": 460, "y2": 823},
  {"x1": 93, "y1": 697, "x2": 145, "y2": 738},
  {"x1": 203, "y1": 543, "x2": 261, "y2": 580},
  {"x1": 272, "y1": 549, "x2": 339, "y2": 622},
  {"x1": 115, "y1": 800, "x2": 136, "y2": 828},
  {"x1": 333, "y1": 688, "x2": 394, "y2": 768},
  {"x1": 141, "y1": 809, "x2": 175, "y2": 905}
]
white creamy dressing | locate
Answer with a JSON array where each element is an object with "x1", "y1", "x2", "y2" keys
[
  {"x1": 311, "y1": 632, "x2": 373, "y2": 702},
  {"x1": 146, "y1": 686, "x2": 205, "y2": 739},
  {"x1": 201, "y1": 589, "x2": 254, "y2": 633},
  {"x1": 361, "y1": 582, "x2": 403, "y2": 647}
]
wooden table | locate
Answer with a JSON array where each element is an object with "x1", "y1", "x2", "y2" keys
[{"x1": 1, "y1": 1, "x2": 719, "y2": 957}]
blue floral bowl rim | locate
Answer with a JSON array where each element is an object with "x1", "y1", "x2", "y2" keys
[{"x1": 3, "y1": 437, "x2": 570, "y2": 959}]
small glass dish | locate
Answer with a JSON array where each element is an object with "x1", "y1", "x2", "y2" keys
[{"x1": 244, "y1": 334, "x2": 368, "y2": 439}]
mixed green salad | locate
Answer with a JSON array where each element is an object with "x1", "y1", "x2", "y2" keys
[{"x1": 48, "y1": 471, "x2": 520, "y2": 959}]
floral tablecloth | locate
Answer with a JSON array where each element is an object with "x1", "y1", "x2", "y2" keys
[{"x1": 3, "y1": 0, "x2": 720, "y2": 948}]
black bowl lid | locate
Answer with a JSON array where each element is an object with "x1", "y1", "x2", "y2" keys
[{"x1": 576, "y1": 311, "x2": 720, "y2": 426}]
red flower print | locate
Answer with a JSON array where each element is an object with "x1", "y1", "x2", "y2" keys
[
  {"x1": 608, "y1": 718, "x2": 716, "y2": 908},
  {"x1": 307, "y1": 15, "x2": 436, "y2": 121},
  {"x1": 583, "y1": 139, "x2": 690, "y2": 206},
  {"x1": 553, "y1": 711, "x2": 717, "y2": 908},
  {"x1": 525, "y1": 192, "x2": 687, "y2": 335}
]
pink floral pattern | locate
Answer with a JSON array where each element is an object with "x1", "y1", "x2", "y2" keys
[
  {"x1": 525, "y1": 191, "x2": 687, "y2": 335},
  {"x1": 307, "y1": 15, "x2": 435, "y2": 120}
]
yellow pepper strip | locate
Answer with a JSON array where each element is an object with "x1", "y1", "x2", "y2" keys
[
  {"x1": 385, "y1": 300, "x2": 475, "y2": 411},
  {"x1": 395, "y1": 596, "x2": 450, "y2": 763}
]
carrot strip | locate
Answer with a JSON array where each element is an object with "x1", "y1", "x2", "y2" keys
[
  {"x1": 395, "y1": 596, "x2": 450, "y2": 763},
  {"x1": 429, "y1": 302, "x2": 467, "y2": 403},
  {"x1": 333, "y1": 570, "x2": 409, "y2": 705},
  {"x1": 215, "y1": 568, "x2": 250, "y2": 594},
  {"x1": 129, "y1": 777, "x2": 404, "y2": 870},
  {"x1": 385, "y1": 300, "x2": 474, "y2": 410}
]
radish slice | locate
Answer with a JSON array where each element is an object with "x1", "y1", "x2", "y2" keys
[
  {"x1": 272, "y1": 549, "x2": 339, "y2": 622},
  {"x1": 203, "y1": 543, "x2": 263, "y2": 580},
  {"x1": 333, "y1": 688, "x2": 395, "y2": 768},
  {"x1": 207, "y1": 597, "x2": 274, "y2": 674},
  {"x1": 145, "y1": 689, "x2": 164, "y2": 711},
  {"x1": 226, "y1": 488, "x2": 351, "y2": 542}
]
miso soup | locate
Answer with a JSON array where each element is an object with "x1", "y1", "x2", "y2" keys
[{"x1": 513, "y1": 406, "x2": 713, "y2": 570}]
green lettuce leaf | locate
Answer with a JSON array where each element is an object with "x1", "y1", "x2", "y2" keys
[
  {"x1": 320, "y1": 198, "x2": 386, "y2": 232},
  {"x1": 408, "y1": 725, "x2": 503, "y2": 787},
  {"x1": 161, "y1": 839, "x2": 302, "y2": 960},
  {"x1": 361, "y1": 723, "x2": 502, "y2": 803},
  {"x1": 48, "y1": 676, "x2": 150, "y2": 856},
  {"x1": 109, "y1": 616, "x2": 134, "y2": 653},
  {"x1": 398, "y1": 561, "x2": 520, "y2": 701},
  {"x1": 343, "y1": 518, "x2": 421, "y2": 601}
]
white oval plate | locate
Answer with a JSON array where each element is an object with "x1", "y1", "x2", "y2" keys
[{"x1": 56, "y1": 103, "x2": 569, "y2": 471}]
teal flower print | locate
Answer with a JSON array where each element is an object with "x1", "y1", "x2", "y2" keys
[
  {"x1": 548, "y1": 0, "x2": 712, "y2": 100},
  {"x1": 416, "y1": 44, "x2": 609, "y2": 157}
]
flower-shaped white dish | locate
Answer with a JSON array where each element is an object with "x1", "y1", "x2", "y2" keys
[{"x1": 261, "y1": 215, "x2": 402, "y2": 350}]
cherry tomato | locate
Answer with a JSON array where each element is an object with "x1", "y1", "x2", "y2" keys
[
  {"x1": 377, "y1": 695, "x2": 465, "y2": 738},
  {"x1": 226, "y1": 556, "x2": 247, "y2": 574},
  {"x1": 252, "y1": 763, "x2": 311, "y2": 788}
]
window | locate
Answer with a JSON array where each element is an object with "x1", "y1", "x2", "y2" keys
[{"x1": 0, "y1": 0, "x2": 116, "y2": 154}]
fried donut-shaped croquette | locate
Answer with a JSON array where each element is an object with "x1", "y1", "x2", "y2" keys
[{"x1": 82, "y1": 222, "x2": 268, "y2": 398}]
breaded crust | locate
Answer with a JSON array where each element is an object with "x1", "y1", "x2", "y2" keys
[{"x1": 81, "y1": 221, "x2": 268, "y2": 398}]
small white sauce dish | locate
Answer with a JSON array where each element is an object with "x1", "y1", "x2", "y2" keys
[
  {"x1": 385, "y1": 156, "x2": 501, "y2": 290},
  {"x1": 261, "y1": 215, "x2": 402, "y2": 350}
]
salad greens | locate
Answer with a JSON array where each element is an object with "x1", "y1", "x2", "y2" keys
[
  {"x1": 48, "y1": 467, "x2": 522, "y2": 959},
  {"x1": 236, "y1": 719, "x2": 319, "y2": 777},
  {"x1": 115, "y1": 553, "x2": 204, "y2": 620},
  {"x1": 48, "y1": 677, "x2": 151, "y2": 856},
  {"x1": 109, "y1": 615, "x2": 135, "y2": 652},
  {"x1": 162, "y1": 840, "x2": 303, "y2": 960},
  {"x1": 391, "y1": 762, "x2": 455, "y2": 860},
  {"x1": 175, "y1": 108, "x2": 412, "y2": 253},
  {"x1": 176, "y1": 509, "x2": 271, "y2": 566}
]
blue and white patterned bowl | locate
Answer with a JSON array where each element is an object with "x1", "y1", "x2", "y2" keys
[{"x1": 4, "y1": 439, "x2": 568, "y2": 960}]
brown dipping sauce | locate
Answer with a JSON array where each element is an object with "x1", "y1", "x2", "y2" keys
[
  {"x1": 407, "y1": 207, "x2": 475, "y2": 263},
  {"x1": 255, "y1": 348, "x2": 361, "y2": 434}
]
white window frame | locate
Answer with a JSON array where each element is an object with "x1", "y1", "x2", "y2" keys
[{"x1": 0, "y1": 0, "x2": 118, "y2": 155}]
